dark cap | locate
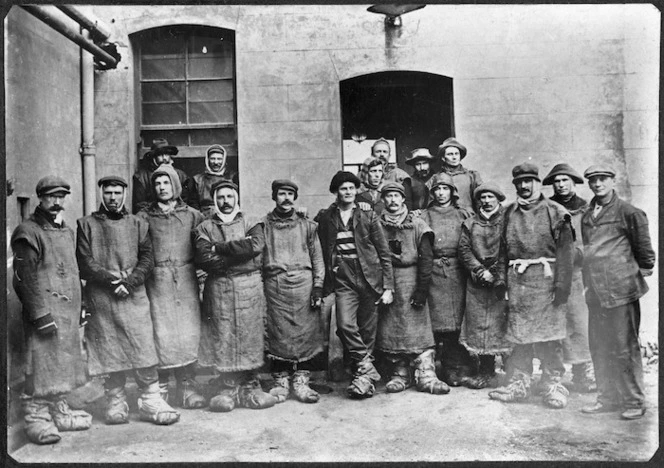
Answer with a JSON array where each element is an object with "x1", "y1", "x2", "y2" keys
[
  {"x1": 437, "y1": 137, "x2": 467, "y2": 160},
  {"x1": 428, "y1": 173, "x2": 459, "y2": 199},
  {"x1": 329, "y1": 171, "x2": 361, "y2": 193},
  {"x1": 512, "y1": 162, "x2": 540, "y2": 183},
  {"x1": 271, "y1": 179, "x2": 299, "y2": 201},
  {"x1": 36, "y1": 175, "x2": 71, "y2": 197},
  {"x1": 146, "y1": 138, "x2": 178, "y2": 159},
  {"x1": 210, "y1": 179, "x2": 239, "y2": 198},
  {"x1": 97, "y1": 175, "x2": 128, "y2": 188},
  {"x1": 380, "y1": 181, "x2": 406, "y2": 198},
  {"x1": 583, "y1": 165, "x2": 616, "y2": 179},
  {"x1": 473, "y1": 182, "x2": 506, "y2": 202},
  {"x1": 405, "y1": 148, "x2": 434, "y2": 166},
  {"x1": 542, "y1": 163, "x2": 584, "y2": 185}
]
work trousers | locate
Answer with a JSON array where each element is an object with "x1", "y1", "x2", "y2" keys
[
  {"x1": 436, "y1": 330, "x2": 475, "y2": 377},
  {"x1": 334, "y1": 258, "x2": 379, "y2": 365},
  {"x1": 586, "y1": 290, "x2": 645, "y2": 410},
  {"x1": 271, "y1": 355, "x2": 320, "y2": 373},
  {"x1": 104, "y1": 365, "x2": 159, "y2": 391},
  {"x1": 505, "y1": 340, "x2": 565, "y2": 381},
  {"x1": 158, "y1": 363, "x2": 197, "y2": 385}
]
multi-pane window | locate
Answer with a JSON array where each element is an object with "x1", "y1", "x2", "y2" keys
[{"x1": 134, "y1": 25, "x2": 237, "y2": 169}]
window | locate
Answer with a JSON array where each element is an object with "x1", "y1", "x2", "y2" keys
[{"x1": 133, "y1": 25, "x2": 237, "y2": 174}]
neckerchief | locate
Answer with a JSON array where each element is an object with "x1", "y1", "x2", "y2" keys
[{"x1": 381, "y1": 203, "x2": 408, "y2": 225}]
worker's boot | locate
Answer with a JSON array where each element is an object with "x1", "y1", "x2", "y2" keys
[
  {"x1": 541, "y1": 371, "x2": 569, "y2": 409},
  {"x1": 414, "y1": 349, "x2": 450, "y2": 395},
  {"x1": 347, "y1": 354, "x2": 381, "y2": 399},
  {"x1": 385, "y1": 356, "x2": 412, "y2": 393},
  {"x1": 138, "y1": 382, "x2": 180, "y2": 425},
  {"x1": 292, "y1": 370, "x2": 320, "y2": 403},
  {"x1": 237, "y1": 375, "x2": 278, "y2": 410},
  {"x1": 465, "y1": 355, "x2": 498, "y2": 389},
  {"x1": 21, "y1": 394, "x2": 60, "y2": 445},
  {"x1": 208, "y1": 375, "x2": 239, "y2": 413},
  {"x1": 50, "y1": 395, "x2": 92, "y2": 431},
  {"x1": 571, "y1": 362, "x2": 597, "y2": 393},
  {"x1": 175, "y1": 377, "x2": 206, "y2": 409},
  {"x1": 104, "y1": 386, "x2": 129, "y2": 425},
  {"x1": 489, "y1": 370, "x2": 531, "y2": 403},
  {"x1": 268, "y1": 371, "x2": 290, "y2": 403}
]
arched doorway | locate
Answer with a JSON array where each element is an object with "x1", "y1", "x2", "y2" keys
[{"x1": 340, "y1": 71, "x2": 454, "y2": 174}]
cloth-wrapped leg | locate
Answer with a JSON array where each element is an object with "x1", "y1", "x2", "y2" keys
[{"x1": 21, "y1": 394, "x2": 60, "y2": 445}]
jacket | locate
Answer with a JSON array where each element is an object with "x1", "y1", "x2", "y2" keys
[
  {"x1": 581, "y1": 191, "x2": 655, "y2": 308},
  {"x1": 315, "y1": 203, "x2": 394, "y2": 296}
]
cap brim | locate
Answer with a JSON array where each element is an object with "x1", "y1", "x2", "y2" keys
[
  {"x1": 585, "y1": 172, "x2": 615, "y2": 179},
  {"x1": 512, "y1": 175, "x2": 541, "y2": 184},
  {"x1": 41, "y1": 188, "x2": 71, "y2": 196},
  {"x1": 542, "y1": 173, "x2": 584, "y2": 185}
]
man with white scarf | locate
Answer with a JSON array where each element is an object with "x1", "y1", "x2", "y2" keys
[
  {"x1": 194, "y1": 180, "x2": 277, "y2": 412},
  {"x1": 489, "y1": 163, "x2": 575, "y2": 410},
  {"x1": 190, "y1": 144, "x2": 238, "y2": 218}
]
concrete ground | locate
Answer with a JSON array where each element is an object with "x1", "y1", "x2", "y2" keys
[{"x1": 8, "y1": 360, "x2": 659, "y2": 464}]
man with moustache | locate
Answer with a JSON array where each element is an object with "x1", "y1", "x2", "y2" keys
[
  {"x1": 316, "y1": 171, "x2": 394, "y2": 399},
  {"x1": 371, "y1": 138, "x2": 413, "y2": 209},
  {"x1": 189, "y1": 144, "x2": 238, "y2": 218},
  {"x1": 580, "y1": 166, "x2": 655, "y2": 420},
  {"x1": 430, "y1": 138, "x2": 483, "y2": 213},
  {"x1": 458, "y1": 182, "x2": 512, "y2": 389},
  {"x1": 489, "y1": 163, "x2": 575, "y2": 409},
  {"x1": 404, "y1": 148, "x2": 434, "y2": 211},
  {"x1": 77, "y1": 176, "x2": 180, "y2": 426},
  {"x1": 11, "y1": 176, "x2": 92, "y2": 444},
  {"x1": 420, "y1": 173, "x2": 474, "y2": 387},
  {"x1": 132, "y1": 139, "x2": 192, "y2": 214},
  {"x1": 376, "y1": 182, "x2": 449, "y2": 395},
  {"x1": 246, "y1": 180, "x2": 326, "y2": 404},
  {"x1": 194, "y1": 180, "x2": 277, "y2": 412},
  {"x1": 542, "y1": 164, "x2": 596, "y2": 393},
  {"x1": 137, "y1": 164, "x2": 206, "y2": 409}
]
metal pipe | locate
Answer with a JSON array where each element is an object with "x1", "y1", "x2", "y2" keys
[
  {"x1": 80, "y1": 30, "x2": 97, "y2": 216},
  {"x1": 56, "y1": 5, "x2": 111, "y2": 42},
  {"x1": 21, "y1": 5, "x2": 118, "y2": 68}
]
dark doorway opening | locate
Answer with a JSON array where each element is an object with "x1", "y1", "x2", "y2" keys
[{"x1": 340, "y1": 71, "x2": 454, "y2": 173}]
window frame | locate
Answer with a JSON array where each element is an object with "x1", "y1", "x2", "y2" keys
[{"x1": 135, "y1": 25, "x2": 238, "y2": 159}]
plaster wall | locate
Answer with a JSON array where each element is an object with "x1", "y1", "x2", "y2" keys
[{"x1": 4, "y1": 6, "x2": 83, "y2": 385}]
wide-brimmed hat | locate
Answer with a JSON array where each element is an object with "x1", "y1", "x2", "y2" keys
[
  {"x1": 145, "y1": 138, "x2": 179, "y2": 159},
  {"x1": 583, "y1": 165, "x2": 616, "y2": 179},
  {"x1": 405, "y1": 148, "x2": 434, "y2": 166},
  {"x1": 473, "y1": 182, "x2": 506, "y2": 202},
  {"x1": 542, "y1": 163, "x2": 584, "y2": 185},
  {"x1": 36, "y1": 175, "x2": 71, "y2": 197},
  {"x1": 437, "y1": 137, "x2": 467, "y2": 160},
  {"x1": 512, "y1": 162, "x2": 540, "y2": 184}
]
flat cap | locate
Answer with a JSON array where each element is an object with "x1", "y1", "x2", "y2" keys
[
  {"x1": 210, "y1": 179, "x2": 239, "y2": 197},
  {"x1": 437, "y1": 137, "x2": 467, "y2": 160},
  {"x1": 380, "y1": 181, "x2": 406, "y2": 197},
  {"x1": 271, "y1": 179, "x2": 299, "y2": 201},
  {"x1": 583, "y1": 165, "x2": 616, "y2": 179},
  {"x1": 36, "y1": 175, "x2": 71, "y2": 197},
  {"x1": 405, "y1": 148, "x2": 434, "y2": 166},
  {"x1": 512, "y1": 162, "x2": 540, "y2": 183},
  {"x1": 206, "y1": 144, "x2": 226, "y2": 158},
  {"x1": 473, "y1": 182, "x2": 506, "y2": 202},
  {"x1": 97, "y1": 175, "x2": 128, "y2": 188},
  {"x1": 542, "y1": 163, "x2": 584, "y2": 185},
  {"x1": 329, "y1": 171, "x2": 361, "y2": 193}
]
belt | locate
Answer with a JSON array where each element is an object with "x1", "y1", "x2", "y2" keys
[{"x1": 508, "y1": 257, "x2": 556, "y2": 278}]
